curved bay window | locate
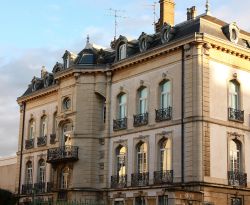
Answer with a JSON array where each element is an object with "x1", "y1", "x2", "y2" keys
[
  {"x1": 38, "y1": 116, "x2": 47, "y2": 146},
  {"x1": 154, "y1": 138, "x2": 173, "y2": 184},
  {"x1": 38, "y1": 159, "x2": 46, "y2": 183},
  {"x1": 131, "y1": 142, "x2": 149, "y2": 186},
  {"x1": 113, "y1": 93, "x2": 127, "y2": 131},
  {"x1": 28, "y1": 119, "x2": 35, "y2": 139},
  {"x1": 119, "y1": 44, "x2": 127, "y2": 60},
  {"x1": 228, "y1": 80, "x2": 244, "y2": 122},
  {"x1": 111, "y1": 146, "x2": 127, "y2": 188},
  {"x1": 228, "y1": 139, "x2": 246, "y2": 186},
  {"x1": 156, "y1": 80, "x2": 172, "y2": 122},
  {"x1": 22, "y1": 161, "x2": 33, "y2": 195},
  {"x1": 61, "y1": 167, "x2": 70, "y2": 189},
  {"x1": 35, "y1": 159, "x2": 46, "y2": 193},
  {"x1": 26, "y1": 119, "x2": 35, "y2": 149},
  {"x1": 134, "y1": 87, "x2": 148, "y2": 127}
]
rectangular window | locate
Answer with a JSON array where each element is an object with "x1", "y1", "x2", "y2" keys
[
  {"x1": 135, "y1": 197, "x2": 146, "y2": 205},
  {"x1": 231, "y1": 197, "x2": 242, "y2": 205},
  {"x1": 159, "y1": 195, "x2": 168, "y2": 205}
]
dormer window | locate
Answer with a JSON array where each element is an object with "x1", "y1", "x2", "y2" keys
[
  {"x1": 119, "y1": 44, "x2": 127, "y2": 60},
  {"x1": 64, "y1": 57, "x2": 69, "y2": 69}
]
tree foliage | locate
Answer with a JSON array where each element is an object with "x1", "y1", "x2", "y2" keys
[{"x1": 0, "y1": 189, "x2": 18, "y2": 205}]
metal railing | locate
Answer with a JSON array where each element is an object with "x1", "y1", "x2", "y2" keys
[
  {"x1": 133, "y1": 113, "x2": 148, "y2": 127},
  {"x1": 25, "y1": 139, "x2": 34, "y2": 149},
  {"x1": 131, "y1": 172, "x2": 149, "y2": 187},
  {"x1": 21, "y1": 183, "x2": 33, "y2": 195},
  {"x1": 111, "y1": 175, "x2": 127, "y2": 188},
  {"x1": 155, "y1": 107, "x2": 172, "y2": 122},
  {"x1": 228, "y1": 171, "x2": 247, "y2": 187},
  {"x1": 47, "y1": 146, "x2": 79, "y2": 163},
  {"x1": 37, "y1": 136, "x2": 47, "y2": 147},
  {"x1": 154, "y1": 170, "x2": 173, "y2": 184},
  {"x1": 113, "y1": 118, "x2": 127, "y2": 131},
  {"x1": 228, "y1": 108, "x2": 244, "y2": 122}
]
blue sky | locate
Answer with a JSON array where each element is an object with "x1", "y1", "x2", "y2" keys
[{"x1": 0, "y1": 0, "x2": 249, "y2": 157}]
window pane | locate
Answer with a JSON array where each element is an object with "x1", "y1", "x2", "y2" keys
[
  {"x1": 161, "y1": 81, "x2": 171, "y2": 108},
  {"x1": 139, "y1": 88, "x2": 147, "y2": 114}
]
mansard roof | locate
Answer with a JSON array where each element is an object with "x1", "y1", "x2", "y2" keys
[{"x1": 20, "y1": 13, "x2": 250, "y2": 98}]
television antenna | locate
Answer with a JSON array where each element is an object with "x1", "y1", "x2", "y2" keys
[
  {"x1": 144, "y1": 1, "x2": 158, "y2": 26},
  {"x1": 108, "y1": 8, "x2": 127, "y2": 40}
]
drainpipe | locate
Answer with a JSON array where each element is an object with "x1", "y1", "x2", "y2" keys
[
  {"x1": 18, "y1": 102, "x2": 26, "y2": 203},
  {"x1": 181, "y1": 46, "x2": 185, "y2": 184}
]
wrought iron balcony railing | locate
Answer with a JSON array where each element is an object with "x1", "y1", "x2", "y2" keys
[
  {"x1": 37, "y1": 136, "x2": 47, "y2": 147},
  {"x1": 133, "y1": 113, "x2": 148, "y2": 127},
  {"x1": 34, "y1": 182, "x2": 46, "y2": 193},
  {"x1": 228, "y1": 108, "x2": 244, "y2": 122},
  {"x1": 155, "y1": 107, "x2": 172, "y2": 122},
  {"x1": 228, "y1": 171, "x2": 247, "y2": 187},
  {"x1": 154, "y1": 170, "x2": 173, "y2": 185},
  {"x1": 25, "y1": 139, "x2": 34, "y2": 149},
  {"x1": 47, "y1": 182, "x2": 53, "y2": 192},
  {"x1": 50, "y1": 134, "x2": 56, "y2": 144},
  {"x1": 111, "y1": 175, "x2": 127, "y2": 188},
  {"x1": 131, "y1": 172, "x2": 149, "y2": 187},
  {"x1": 47, "y1": 146, "x2": 79, "y2": 163},
  {"x1": 113, "y1": 118, "x2": 127, "y2": 131},
  {"x1": 21, "y1": 184, "x2": 33, "y2": 195}
]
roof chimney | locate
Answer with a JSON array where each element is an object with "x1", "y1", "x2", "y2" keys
[
  {"x1": 187, "y1": 6, "x2": 197, "y2": 21},
  {"x1": 155, "y1": 0, "x2": 175, "y2": 32}
]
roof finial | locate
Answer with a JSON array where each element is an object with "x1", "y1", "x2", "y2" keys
[
  {"x1": 205, "y1": 0, "x2": 210, "y2": 15},
  {"x1": 87, "y1": 34, "x2": 90, "y2": 44}
]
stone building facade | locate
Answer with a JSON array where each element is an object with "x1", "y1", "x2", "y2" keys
[{"x1": 16, "y1": 1, "x2": 250, "y2": 204}]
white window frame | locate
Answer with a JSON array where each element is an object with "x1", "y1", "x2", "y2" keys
[
  {"x1": 118, "y1": 94, "x2": 127, "y2": 119},
  {"x1": 138, "y1": 88, "x2": 148, "y2": 114},
  {"x1": 229, "y1": 80, "x2": 240, "y2": 110},
  {"x1": 119, "y1": 44, "x2": 127, "y2": 60},
  {"x1": 160, "y1": 80, "x2": 171, "y2": 109},
  {"x1": 137, "y1": 143, "x2": 147, "y2": 173}
]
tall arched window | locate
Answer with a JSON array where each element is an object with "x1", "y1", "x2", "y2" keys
[
  {"x1": 137, "y1": 142, "x2": 147, "y2": 173},
  {"x1": 61, "y1": 167, "x2": 70, "y2": 189},
  {"x1": 118, "y1": 93, "x2": 127, "y2": 119},
  {"x1": 38, "y1": 159, "x2": 46, "y2": 183},
  {"x1": 229, "y1": 139, "x2": 241, "y2": 173},
  {"x1": 26, "y1": 161, "x2": 33, "y2": 184},
  {"x1": 40, "y1": 116, "x2": 47, "y2": 137},
  {"x1": 61, "y1": 123, "x2": 72, "y2": 146},
  {"x1": 116, "y1": 146, "x2": 126, "y2": 177},
  {"x1": 119, "y1": 44, "x2": 127, "y2": 60},
  {"x1": 159, "y1": 138, "x2": 171, "y2": 171},
  {"x1": 160, "y1": 80, "x2": 171, "y2": 109},
  {"x1": 138, "y1": 87, "x2": 148, "y2": 114},
  {"x1": 28, "y1": 119, "x2": 35, "y2": 139},
  {"x1": 229, "y1": 80, "x2": 240, "y2": 110}
]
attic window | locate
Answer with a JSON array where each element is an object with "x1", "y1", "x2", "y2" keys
[
  {"x1": 242, "y1": 39, "x2": 250, "y2": 49},
  {"x1": 119, "y1": 44, "x2": 127, "y2": 60},
  {"x1": 79, "y1": 54, "x2": 94, "y2": 64},
  {"x1": 64, "y1": 57, "x2": 69, "y2": 69}
]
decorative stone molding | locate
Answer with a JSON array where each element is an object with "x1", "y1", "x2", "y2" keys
[{"x1": 222, "y1": 22, "x2": 240, "y2": 44}]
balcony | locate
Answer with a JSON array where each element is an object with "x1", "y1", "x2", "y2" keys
[
  {"x1": 113, "y1": 118, "x2": 127, "y2": 131},
  {"x1": 37, "y1": 136, "x2": 47, "y2": 147},
  {"x1": 228, "y1": 108, "x2": 244, "y2": 122},
  {"x1": 22, "y1": 182, "x2": 53, "y2": 195},
  {"x1": 154, "y1": 170, "x2": 173, "y2": 185},
  {"x1": 133, "y1": 113, "x2": 148, "y2": 127},
  {"x1": 21, "y1": 184, "x2": 33, "y2": 195},
  {"x1": 25, "y1": 139, "x2": 34, "y2": 149},
  {"x1": 34, "y1": 182, "x2": 46, "y2": 193},
  {"x1": 47, "y1": 146, "x2": 79, "y2": 163},
  {"x1": 155, "y1": 107, "x2": 172, "y2": 122},
  {"x1": 111, "y1": 175, "x2": 127, "y2": 188},
  {"x1": 228, "y1": 171, "x2": 247, "y2": 187},
  {"x1": 131, "y1": 172, "x2": 149, "y2": 187}
]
